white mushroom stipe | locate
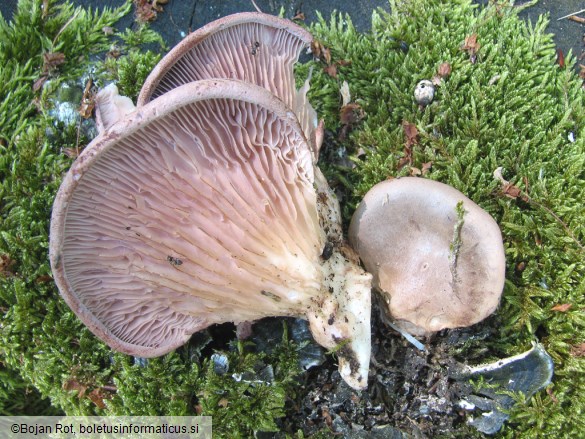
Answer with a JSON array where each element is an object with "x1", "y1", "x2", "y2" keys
[{"x1": 50, "y1": 79, "x2": 372, "y2": 390}]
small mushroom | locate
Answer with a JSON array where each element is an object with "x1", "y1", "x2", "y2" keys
[
  {"x1": 50, "y1": 79, "x2": 372, "y2": 390},
  {"x1": 414, "y1": 79, "x2": 435, "y2": 106},
  {"x1": 348, "y1": 177, "x2": 505, "y2": 336}
]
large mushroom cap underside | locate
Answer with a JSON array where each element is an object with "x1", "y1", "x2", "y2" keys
[
  {"x1": 50, "y1": 79, "x2": 324, "y2": 357},
  {"x1": 349, "y1": 177, "x2": 506, "y2": 335}
]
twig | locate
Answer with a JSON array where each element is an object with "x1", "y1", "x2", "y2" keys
[
  {"x1": 557, "y1": 9, "x2": 585, "y2": 21},
  {"x1": 250, "y1": 0, "x2": 262, "y2": 13},
  {"x1": 52, "y1": 10, "x2": 81, "y2": 47}
]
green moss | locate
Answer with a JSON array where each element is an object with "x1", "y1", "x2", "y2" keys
[
  {"x1": 305, "y1": 0, "x2": 584, "y2": 436},
  {"x1": 2, "y1": 0, "x2": 584, "y2": 437}
]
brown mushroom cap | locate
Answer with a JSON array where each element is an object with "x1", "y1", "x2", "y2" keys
[
  {"x1": 51, "y1": 79, "x2": 321, "y2": 357},
  {"x1": 348, "y1": 177, "x2": 506, "y2": 335}
]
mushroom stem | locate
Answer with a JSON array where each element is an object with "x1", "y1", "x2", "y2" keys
[
  {"x1": 94, "y1": 84, "x2": 136, "y2": 133},
  {"x1": 307, "y1": 246, "x2": 372, "y2": 390}
]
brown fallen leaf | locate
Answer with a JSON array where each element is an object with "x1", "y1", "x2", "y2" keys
[
  {"x1": 88, "y1": 388, "x2": 109, "y2": 409},
  {"x1": 551, "y1": 303, "x2": 572, "y2": 312},
  {"x1": 421, "y1": 161, "x2": 432, "y2": 175},
  {"x1": 310, "y1": 40, "x2": 331, "y2": 65},
  {"x1": 218, "y1": 398, "x2": 229, "y2": 408},
  {"x1": 461, "y1": 34, "x2": 480, "y2": 62},
  {"x1": 432, "y1": 62, "x2": 452, "y2": 85},
  {"x1": 33, "y1": 76, "x2": 48, "y2": 92},
  {"x1": 340, "y1": 103, "x2": 364, "y2": 126},
  {"x1": 78, "y1": 78, "x2": 96, "y2": 119},
  {"x1": 437, "y1": 62, "x2": 452, "y2": 78},
  {"x1": 43, "y1": 52, "x2": 66, "y2": 74},
  {"x1": 63, "y1": 379, "x2": 88, "y2": 398},
  {"x1": 134, "y1": 0, "x2": 157, "y2": 23},
  {"x1": 338, "y1": 103, "x2": 365, "y2": 141},
  {"x1": 292, "y1": 11, "x2": 305, "y2": 21},
  {"x1": 0, "y1": 254, "x2": 16, "y2": 277},
  {"x1": 579, "y1": 64, "x2": 585, "y2": 80},
  {"x1": 570, "y1": 342, "x2": 585, "y2": 357},
  {"x1": 35, "y1": 275, "x2": 53, "y2": 283},
  {"x1": 410, "y1": 167, "x2": 421, "y2": 176},
  {"x1": 557, "y1": 48, "x2": 565, "y2": 68},
  {"x1": 402, "y1": 120, "x2": 419, "y2": 147},
  {"x1": 324, "y1": 64, "x2": 338, "y2": 78},
  {"x1": 398, "y1": 120, "x2": 419, "y2": 170},
  {"x1": 546, "y1": 387, "x2": 559, "y2": 404}
]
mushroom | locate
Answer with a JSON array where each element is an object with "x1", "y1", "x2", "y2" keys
[
  {"x1": 348, "y1": 177, "x2": 505, "y2": 336},
  {"x1": 137, "y1": 12, "x2": 320, "y2": 157},
  {"x1": 50, "y1": 79, "x2": 372, "y2": 390}
]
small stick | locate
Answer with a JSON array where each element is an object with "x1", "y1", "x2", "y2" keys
[{"x1": 557, "y1": 9, "x2": 585, "y2": 21}]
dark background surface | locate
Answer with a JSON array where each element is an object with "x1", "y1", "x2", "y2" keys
[{"x1": 1, "y1": 0, "x2": 585, "y2": 61}]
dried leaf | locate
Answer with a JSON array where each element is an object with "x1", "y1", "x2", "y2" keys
[
  {"x1": 134, "y1": 0, "x2": 157, "y2": 23},
  {"x1": 410, "y1": 167, "x2": 421, "y2": 176},
  {"x1": 102, "y1": 26, "x2": 115, "y2": 36},
  {"x1": 324, "y1": 64, "x2": 338, "y2": 78},
  {"x1": 88, "y1": 388, "x2": 108, "y2": 409},
  {"x1": 551, "y1": 303, "x2": 572, "y2": 312},
  {"x1": 461, "y1": 34, "x2": 480, "y2": 58},
  {"x1": 546, "y1": 387, "x2": 559, "y2": 404},
  {"x1": 570, "y1": 343, "x2": 585, "y2": 357},
  {"x1": 310, "y1": 40, "x2": 331, "y2": 64},
  {"x1": 33, "y1": 76, "x2": 48, "y2": 92},
  {"x1": 78, "y1": 78, "x2": 96, "y2": 119},
  {"x1": 322, "y1": 46, "x2": 331, "y2": 65},
  {"x1": 0, "y1": 254, "x2": 16, "y2": 277},
  {"x1": 218, "y1": 398, "x2": 229, "y2": 408},
  {"x1": 42, "y1": 52, "x2": 66, "y2": 74},
  {"x1": 421, "y1": 161, "x2": 432, "y2": 175},
  {"x1": 557, "y1": 48, "x2": 565, "y2": 68},
  {"x1": 340, "y1": 81, "x2": 351, "y2": 107},
  {"x1": 311, "y1": 40, "x2": 324, "y2": 60},
  {"x1": 579, "y1": 64, "x2": 585, "y2": 80},
  {"x1": 340, "y1": 103, "x2": 364, "y2": 128},
  {"x1": 35, "y1": 275, "x2": 53, "y2": 283},
  {"x1": 402, "y1": 120, "x2": 419, "y2": 147},
  {"x1": 437, "y1": 62, "x2": 452, "y2": 78},
  {"x1": 292, "y1": 11, "x2": 305, "y2": 21},
  {"x1": 63, "y1": 379, "x2": 88, "y2": 398},
  {"x1": 321, "y1": 407, "x2": 333, "y2": 427},
  {"x1": 63, "y1": 148, "x2": 80, "y2": 158}
]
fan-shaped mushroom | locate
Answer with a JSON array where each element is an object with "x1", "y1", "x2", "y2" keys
[
  {"x1": 348, "y1": 177, "x2": 505, "y2": 336},
  {"x1": 137, "y1": 12, "x2": 319, "y2": 157},
  {"x1": 50, "y1": 79, "x2": 372, "y2": 390}
]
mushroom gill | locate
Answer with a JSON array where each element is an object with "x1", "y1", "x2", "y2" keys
[
  {"x1": 137, "y1": 12, "x2": 318, "y2": 151},
  {"x1": 50, "y1": 79, "x2": 372, "y2": 390}
]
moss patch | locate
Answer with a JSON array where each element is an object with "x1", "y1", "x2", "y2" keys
[
  {"x1": 302, "y1": 0, "x2": 584, "y2": 436},
  {"x1": 1, "y1": 0, "x2": 584, "y2": 437}
]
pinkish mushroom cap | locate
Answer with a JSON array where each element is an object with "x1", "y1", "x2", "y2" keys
[
  {"x1": 349, "y1": 177, "x2": 506, "y2": 336},
  {"x1": 136, "y1": 12, "x2": 319, "y2": 156},
  {"x1": 50, "y1": 79, "x2": 371, "y2": 389}
]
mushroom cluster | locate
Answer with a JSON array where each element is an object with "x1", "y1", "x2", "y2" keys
[
  {"x1": 50, "y1": 13, "x2": 372, "y2": 390},
  {"x1": 50, "y1": 12, "x2": 507, "y2": 392}
]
